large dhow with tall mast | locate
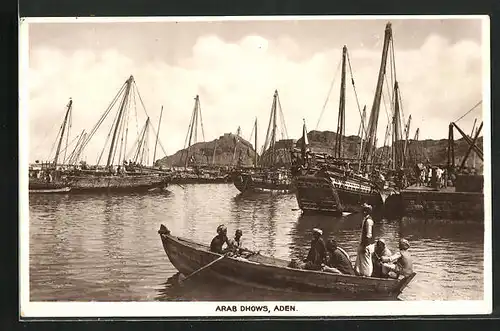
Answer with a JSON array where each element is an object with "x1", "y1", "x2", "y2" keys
[
  {"x1": 232, "y1": 90, "x2": 295, "y2": 193},
  {"x1": 66, "y1": 75, "x2": 170, "y2": 192},
  {"x1": 29, "y1": 98, "x2": 76, "y2": 193},
  {"x1": 294, "y1": 22, "x2": 406, "y2": 214}
]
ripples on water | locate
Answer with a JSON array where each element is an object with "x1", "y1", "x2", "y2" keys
[{"x1": 28, "y1": 184, "x2": 484, "y2": 301}]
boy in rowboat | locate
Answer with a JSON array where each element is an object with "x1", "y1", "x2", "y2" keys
[
  {"x1": 381, "y1": 238, "x2": 413, "y2": 278},
  {"x1": 227, "y1": 229, "x2": 244, "y2": 254}
]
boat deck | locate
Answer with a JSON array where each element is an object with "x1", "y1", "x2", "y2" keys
[
  {"x1": 397, "y1": 184, "x2": 483, "y2": 220},
  {"x1": 403, "y1": 185, "x2": 456, "y2": 193}
]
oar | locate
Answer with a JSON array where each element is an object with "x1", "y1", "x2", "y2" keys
[{"x1": 179, "y1": 254, "x2": 227, "y2": 284}]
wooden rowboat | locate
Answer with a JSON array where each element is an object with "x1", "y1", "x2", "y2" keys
[
  {"x1": 29, "y1": 187, "x2": 71, "y2": 194},
  {"x1": 158, "y1": 224, "x2": 416, "y2": 300}
]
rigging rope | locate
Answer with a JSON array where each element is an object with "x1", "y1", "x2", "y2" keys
[
  {"x1": 315, "y1": 57, "x2": 342, "y2": 130},
  {"x1": 262, "y1": 97, "x2": 275, "y2": 156},
  {"x1": 346, "y1": 50, "x2": 367, "y2": 137},
  {"x1": 80, "y1": 81, "x2": 127, "y2": 153},
  {"x1": 277, "y1": 96, "x2": 289, "y2": 139},
  {"x1": 454, "y1": 100, "x2": 482, "y2": 123},
  {"x1": 57, "y1": 132, "x2": 82, "y2": 164},
  {"x1": 198, "y1": 100, "x2": 206, "y2": 142},
  {"x1": 96, "y1": 101, "x2": 123, "y2": 166},
  {"x1": 248, "y1": 122, "x2": 255, "y2": 143},
  {"x1": 48, "y1": 123, "x2": 64, "y2": 162},
  {"x1": 148, "y1": 120, "x2": 168, "y2": 159},
  {"x1": 133, "y1": 80, "x2": 168, "y2": 156},
  {"x1": 381, "y1": 81, "x2": 392, "y2": 123}
]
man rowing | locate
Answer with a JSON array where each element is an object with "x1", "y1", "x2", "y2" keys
[
  {"x1": 303, "y1": 228, "x2": 327, "y2": 270},
  {"x1": 210, "y1": 224, "x2": 230, "y2": 254}
]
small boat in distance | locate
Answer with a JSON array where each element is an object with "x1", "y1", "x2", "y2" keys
[
  {"x1": 232, "y1": 90, "x2": 295, "y2": 194},
  {"x1": 158, "y1": 224, "x2": 416, "y2": 300},
  {"x1": 29, "y1": 99, "x2": 75, "y2": 194},
  {"x1": 29, "y1": 186, "x2": 71, "y2": 194}
]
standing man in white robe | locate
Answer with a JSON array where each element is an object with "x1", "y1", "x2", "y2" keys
[{"x1": 355, "y1": 203, "x2": 375, "y2": 276}]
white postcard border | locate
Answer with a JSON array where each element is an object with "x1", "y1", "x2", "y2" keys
[{"x1": 19, "y1": 15, "x2": 492, "y2": 318}]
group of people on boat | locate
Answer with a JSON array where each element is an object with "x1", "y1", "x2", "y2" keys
[
  {"x1": 207, "y1": 204, "x2": 413, "y2": 279},
  {"x1": 355, "y1": 203, "x2": 413, "y2": 278},
  {"x1": 289, "y1": 203, "x2": 413, "y2": 279}
]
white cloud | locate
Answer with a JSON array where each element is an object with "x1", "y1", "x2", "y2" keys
[{"x1": 27, "y1": 28, "x2": 483, "y2": 165}]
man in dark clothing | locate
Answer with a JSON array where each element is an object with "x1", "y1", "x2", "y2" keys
[
  {"x1": 322, "y1": 239, "x2": 355, "y2": 275},
  {"x1": 303, "y1": 228, "x2": 327, "y2": 270},
  {"x1": 210, "y1": 224, "x2": 229, "y2": 254}
]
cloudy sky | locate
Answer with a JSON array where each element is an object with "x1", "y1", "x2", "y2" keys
[{"x1": 26, "y1": 17, "x2": 486, "y2": 164}]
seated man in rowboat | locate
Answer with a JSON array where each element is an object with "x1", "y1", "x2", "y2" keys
[
  {"x1": 210, "y1": 224, "x2": 230, "y2": 254},
  {"x1": 380, "y1": 238, "x2": 413, "y2": 279},
  {"x1": 321, "y1": 238, "x2": 355, "y2": 275},
  {"x1": 226, "y1": 229, "x2": 244, "y2": 254},
  {"x1": 372, "y1": 239, "x2": 392, "y2": 278},
  {"x1": 303, "y1": 228, "x2": 327, "y2": 270}
]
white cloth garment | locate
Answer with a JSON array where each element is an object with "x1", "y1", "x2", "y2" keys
[
  {"x1": 355, "y1": 215, "x2": 374, "y2": 276},
  {"x1": 355, "y1": 243, "x2": 374, "y2": 276}
]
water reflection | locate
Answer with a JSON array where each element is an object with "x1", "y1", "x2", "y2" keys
[{"x1": 29, "y1": 184, "x2": 484, "y2": 301}]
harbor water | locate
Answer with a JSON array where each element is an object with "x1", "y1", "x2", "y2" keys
[{"x1": 28, "y1": 183, "x2": 484, "y2": 301}]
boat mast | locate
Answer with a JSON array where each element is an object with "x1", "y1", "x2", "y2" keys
[
  {"x1": 132, "y1": 118, "x2": 149, "y2": 164},
  {"x1": 392, "y1": 82, "x2": 402, "y2": 170},
  {"x1": 107, "y1": 75, "x2": 133, "y2": 168},
  {"x1": 254, "y1": 117, "x2": 258, "y2": 167},
  {"x1": 53, "y1": 98, "x2": 73, "y2": 168},
  {"x1": 403, "y1": 114, "x2": 412, "y2": 167},
  {"x1": 335, "y1": 45, "x2": 347, "y2": 159},
  {"x1": 271, "y1": 90, "x2": 278, "y2": 167},
  {"x1": 459, "y1": 122, "x2": 483, "y2": 171},
  {"x1": 232, "y1": 126, "x2": 241, "y2": 165},
  {"x1": 153, "y1": 105, "x2": 163, "y2": 167},
  {"x1": 301, "y1": 118, "x2": 309, "y2": 166},
  {"x1": 357, "y1": 105, "x2": 366, "y2": 170},
  {"x1": 362, "y1": 22, "x2": 393, "y2": 166},
  {"x1": 184, "y1": 95, "x2": 199, "y2": 168}
]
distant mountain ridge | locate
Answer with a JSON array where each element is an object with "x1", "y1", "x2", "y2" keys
[{"x1": 157, "y1": 130, "x2": 483, "y2": 170}]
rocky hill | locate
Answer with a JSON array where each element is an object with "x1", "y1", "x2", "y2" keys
[{"x1": 156, "y1": 133, "x2": 258, "y2": 167}]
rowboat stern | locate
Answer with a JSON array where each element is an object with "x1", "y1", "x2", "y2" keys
[{"x1": 394, "y1": 272, "x2": 417, "y2": 296}]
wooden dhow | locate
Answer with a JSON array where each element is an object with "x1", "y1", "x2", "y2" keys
[
  {"x1": 66, "y1": 76, "x2": 169, "y2": 192},
  {"x1": 294, "y1": 23, "x2": 403, "y2": 213},
  {"x1": 232, "y1": 90, "x2": 295, "y2": 193}
]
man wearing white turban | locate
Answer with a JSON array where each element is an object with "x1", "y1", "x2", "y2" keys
[
  {"x1": 355, "y1": 203, "x2": 375, "y2": 276},
  {"x1": 303, "y1": 228, "x2": 327, "y2": 270}
]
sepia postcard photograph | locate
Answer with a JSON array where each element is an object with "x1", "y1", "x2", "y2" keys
[{"x1": 19, "y1": 15, "x2": 491, "y2": 318}]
